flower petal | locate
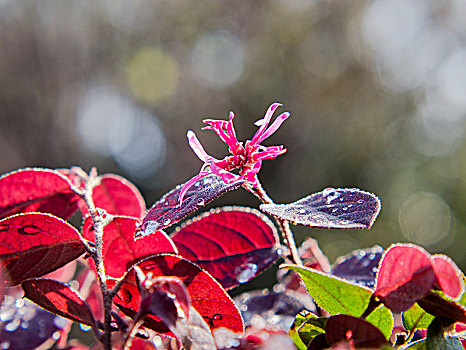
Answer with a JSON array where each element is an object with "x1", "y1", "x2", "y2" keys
[
  {"x1": 254, "y1": 112, "x2": 290, "y2": 144},
  {"x1": 250, "y1": 103, "x2": 282, "y2": 144},
  {"x1": 179, "y1": 171, "x2": 211, "y2": 204},
  {"x1": 210, "y1": 163, "x2": 240, "y2": 184},
  {"x1": 243, "y1": 160, "x2": 262, "y2": 184},
  {"x1": 187, "y1": 130, "x2": 218, "y2": 163},
  {"x1": 252, "y1": 145, "x2": 287, "y2": 161}
]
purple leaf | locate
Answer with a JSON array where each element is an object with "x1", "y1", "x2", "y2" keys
[
  {"x1": 0, "y1": 295, "x2": 66, "y2": 350},
  {"x1": 235, "y1": 290, "x2": 306, "y2": 330},
  {"x1": 136, "y1": 174, "x2": 246, "y2": 237},
  {"x1": 332, "y1": 246, "x2": 383, "y2": 288},
  {"x1": 260, "y1": 187, "x2": 381, "y2": 229}
]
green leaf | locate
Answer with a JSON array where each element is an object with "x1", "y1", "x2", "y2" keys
[
  {"x1": 289, "y1": 314, "x2": 312, "y2": 350},
  {"x1": 426, "y1": 317, "x2": 463, "y2": 350},
  {"x1": 403, "y1": 303, "x2": 434, "y2": 333},
  {"x1": 282, "y1": 264, "x2": 394, "y2": 339},
  {"x1": 403, "y1": 339, "x2": 427, "y2": 350},
  {"x1": 294, "y1": 313, "x2": 326, "y2": 346}
]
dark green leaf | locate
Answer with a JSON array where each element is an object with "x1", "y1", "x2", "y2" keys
[{"x1": 426, "y1": 317, "x2": 463, "y2": 350}]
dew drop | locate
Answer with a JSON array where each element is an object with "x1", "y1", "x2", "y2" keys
[
  {"x1": 196, "y1": 198, "x2": 205, "y2": 206},
  {"x1": 343, "y1": 207, "x2": 348, "y2": 211},
  {"x1": 15, "y1": 299, "x2": 24, "y2": 308},
  {"x1": 322, "y1": 187, "x2": 336, "y2": 197},
  {"x1": 79, "y1": 324, "x2": 91, "y2": 332},
  {"x1": 52, "y1": 331, "x2": 61, "y2": 340},
  {"x1": 298, "y1": 209, "x2": 306, "y2": 214},
  {"x1": 54, "y1": 316, "x2": 68, "y2": 329},
  {"x1": 1, "y1": 341, "x2": 10, "y2": 350},
  {"x1": 20, "y1": 321, "x2": 29, "y2": 329},
  {"x1": 138, "y1": 221, "x2": 159, "y2": 236},
  {"x1": 323, "y1": 188, "x2": 340, "y2": 204},
  {"x1": 357, "y1": 199, "x2": 364, "y2": 204},
  {"x1": 347, "y1": 204, "x2": 353, "y2": 208},
  {"x1": 235, "y1": 263, "x2": 258, "y2": 283},
  {"x1": 331, "y1": 208, "x2": 338, "y2": 213},
  {"x1": 163, "y1": 218, "x2": 171, "y2": 226},
  {"x1": 18, "y1": 224, "x2": 42, "y2": 235},
  {"x1": 0, "y1": 308, "x2": 15, "y2": 322},
  {"x1": 5, "y1": 319, "x2": 20, "y2": 332}
]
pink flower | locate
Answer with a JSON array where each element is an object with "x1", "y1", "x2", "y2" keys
[{"x1": 179, "y1": 103, "x2": 289, "y2": 203}]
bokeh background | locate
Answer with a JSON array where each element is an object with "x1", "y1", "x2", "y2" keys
[{"x1": 0, "y1": 0, "x2": 465, "y2": 274}]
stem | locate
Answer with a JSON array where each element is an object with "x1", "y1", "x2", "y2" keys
[
  {"x1": 81, "y1": 168, "x2": 113, "y2": 350},
  {"x1": 121, "y1": 319, "x2": 144, "y2": 350},
  {"x1": 243, "y1": 179, "x2": 302, "y2": 266}
]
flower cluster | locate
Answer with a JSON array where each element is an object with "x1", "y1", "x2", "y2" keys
[{"x1": 180, "y1": 103, "x2": 289, "y2": 202}]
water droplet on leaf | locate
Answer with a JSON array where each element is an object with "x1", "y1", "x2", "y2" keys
[
  {"x1": 5, "y1": 319, "x2": 20, "y2": 332},
  {"x1": 18, "y1": 224, "x2": 42, "y2": 235},
  {"x1": 52, "y1": 331, "x2": 61, "y2": 340},
  {"x1": 298, "y1": 209, "x2": 306, "y2": 214},
  {"x1": 1, "y1": 341, "x2": 10, "y2": 349},
  {"x1": 79, "y1": 324, "x2": 91, "y2": 332},
  {"x1": 235, "y1": 263, "x2": 258, "y2": 283},
  {"x1": 196, "y1": 198, "x2": 205, "y2": 206},
  {"x1": 163, "y1": 218, "x2": 171, "y2": 226},
  {"x1": 138, "y1": 221, "x2": 159, "y2": 236}
]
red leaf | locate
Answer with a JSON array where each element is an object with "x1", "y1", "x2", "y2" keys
[
  {"x1": 114, "y1": 254, "x2": 244, "y2": 336},
  {"x1": 79, "y1": 174, "x2": 146, "y2": 218},
  {"x1": 418, "y1": 291, "x2": 466, "y2": 324},
  {"x1": 75, "y1": 268, "x2": 104, "y2": 321},
  {"x1": 0, "y1": 213, "x2": 85, "y2": 285},
  {"x1": 82, "y1": 216, "x2": 177, "y2": 279},
  {"x1": 260, "y1": 188, "x2": 381, "y2": 229},
  {"x1": 0, "y1": 168, "x2": 79, "y2": 220},
  {"x1": 431, "y1": 254, "x2": 465, "y2": 300},
  {"x1": 375, "y1": 244, "x2": 436, "y2": 313},
  {"x1": 139, "y1": 276, "x2": 191, "y2": 331},
  {"x1": 325, "y1": 314, "x2": 387, "y2": 348},
  {"x1": 172, "y1": 207, "x2": 280, "y2": 289},
  {"x1": 136, "y1": 174, "x2": 246, "y2": 236},
  {"x1": 22, "y1": 278, "x2": 96, "y2": 327}
]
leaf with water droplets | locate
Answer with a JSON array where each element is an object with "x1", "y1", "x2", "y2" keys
[
  {"x1": 0, "y1": 296, "x2": 65, "y2": 350},
  {"x1": 136, "y1": 174, "x2": 246, "y2": 236},
  {"x1": 22, "y1": 278, "x2": 97, "y2": 328},
  {"x1": 78, "y1": 174, "x2": 146, "y2": 218},
  {"x1": 172, "y1": 207, "x2": 280, "y2": 290},
  {"x1": 82, "y1": 216, "x2": 177, "y2": 279},
  {"x1": 260, "y1": 188, "x2": 381, "y2": 229},
  {"x1": 331, "y1": 246, "x2": 383, "y2": 288},
  {"x1": 0, "y1": 213, "x2": 86, "y2": 285},
  {"x1": 0, "y1": 168, "x2": 80, "y2": 220},
  {"x1": 114, "y1": 254, "x2": 244, "y2": 336}
]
